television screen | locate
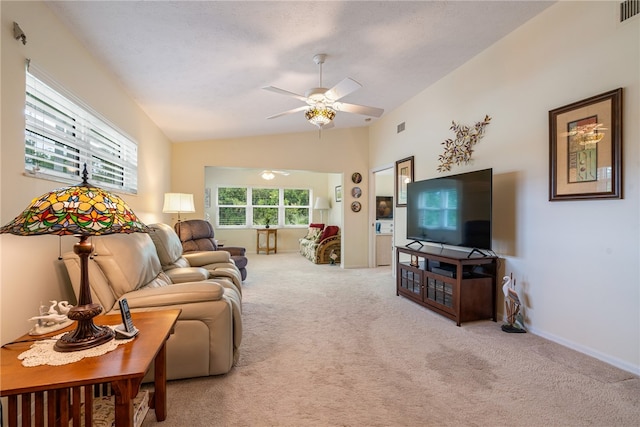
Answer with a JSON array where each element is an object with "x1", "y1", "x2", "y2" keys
[
  {"x1": 376, "y1": 196, "x2": 393, "y2": 219},
  {"x1": 406, "y1": 168, "x2": 492, "y2": 250}
]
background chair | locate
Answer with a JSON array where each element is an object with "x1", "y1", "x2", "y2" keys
[{"x1": 175, "y1": 219, "x2": 248, "y2": 281}]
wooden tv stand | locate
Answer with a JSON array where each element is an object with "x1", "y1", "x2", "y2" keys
[{"x1": 396, "y1": 245, "x2": 497, "y2": 326}]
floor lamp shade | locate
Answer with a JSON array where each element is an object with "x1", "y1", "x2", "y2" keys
[
  {"x1": 162, "y1": 193, "x2": 195, "y2": 216},
  {"x1": 314, "y1": 196, "x2": 330, "y2": 222},
  {"x1": 0, "y1": 165, "x2": 149, "y2": 352},
  {"x1": 314, "y1": 196, "x2": 330, "y2": 210}
]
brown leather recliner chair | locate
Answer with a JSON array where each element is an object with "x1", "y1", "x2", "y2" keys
[{"x1": 175, "y1": 219, "x2": 248, "y2": 281}]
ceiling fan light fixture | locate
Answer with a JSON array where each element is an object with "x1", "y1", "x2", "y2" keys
[
  {"x1": 261, "y1": 171, "x2": 275, "y2": 180},
  {"x1": 305, "y1": 106, "x2": 336, "y2": 127},
  {"x1": 264, "y1": 53, "x2": 383, "y2": 127},
  {"x1": 306, "y1": 88, "x2": 327, "y2": 103}
]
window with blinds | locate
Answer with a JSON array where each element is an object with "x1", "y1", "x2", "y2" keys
[
  {"x1": 218, "y1": 187, "x2": 248, "y2": 226},
  {"x1": 24, "y1": 67, "x2": 138, "y2": 193}
]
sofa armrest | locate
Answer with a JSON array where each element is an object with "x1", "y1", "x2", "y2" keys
[
  {"x1": 207, "y1": 267, "x2": 242, "y2": 295},
  {"x1": 121, "y1": 281, "x2": 225, "y2": 308},
  {"x1": 184, "y1": 250, "x2": 232, "y2": 265},
  {"x1": 165, "y1": 267, "x2": 209, "y2": 283},
  {"x1": 318, "y1": 234, "x2": 340, "y2": 246},
  {"x1": 218, "y1": 247, "x2": 246, "y2": 257},
  {"x1": 316, "y1": 234, "x2": 341, "y2": 264}
]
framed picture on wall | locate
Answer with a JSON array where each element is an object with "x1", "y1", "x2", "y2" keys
[
  {"x1": 395, "y1": 156, "x2": 414, "y2": 207},
  {"x1": 204, "y1": 187, "x2": 211, "y2": 208},
  {"x1": 335, "y1": 185, "x2": 342, "y2": 202},
  {"x1": 376, "y1": 196, "x2": 393, "y2": 219},
  {"x1": 549, "y1": 88, "x2": 622, "y2": 201}
]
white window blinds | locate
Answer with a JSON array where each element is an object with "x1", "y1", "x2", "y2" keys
[{"x1": 24, "y1": 62, "x2": 138, "y2": 193}]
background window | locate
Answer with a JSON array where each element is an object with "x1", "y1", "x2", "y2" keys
[
  {"x1": 217, "y1": 186, "x2": 310, "y2": 227},
  {"x1": 284, "y1": 189, "x2": 310, "y2": 225},
  {"x1": 218, "y1": 187, "x2": 247, "y2": 226},
  {"x1": 252, "y1": 188, "x2": 279, "y2": 226}
]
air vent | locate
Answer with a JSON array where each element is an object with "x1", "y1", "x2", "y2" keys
[
  {"x1": 620, "y1": 0, "x2": 639, "y2": 22},
  {"x1": 397, "y1": 122, "x2": 406, "y2": 133}
]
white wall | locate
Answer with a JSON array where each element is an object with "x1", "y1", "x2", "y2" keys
[
  {"x1": 171, "y1": 128, "x2": 371, "y2": 267},
  {"x1": 0, "y1": 2, "x2": 172, "y2": 344},
  {"x1": 369, "y1": 1, "x2": 639, "y2": 373},
  {"x1": 375, "y1": 171, "x2": 394, "y2": 197},
  {"x1": 326, "y1": 172, "x2": 343, "y2": 227},
  {"x1": 203, "y1": 167, "x2": 341, "y2": 252}
]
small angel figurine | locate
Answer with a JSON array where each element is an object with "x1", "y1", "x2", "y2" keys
[
  {"x1": 28, "y1": 300, "x2": 74, "y2": 335},
  {"x1": 329, "y1": 250, "x2": 338, "y2": 265}
]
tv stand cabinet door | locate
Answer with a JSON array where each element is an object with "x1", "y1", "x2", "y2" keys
[
  {"x1": 422, "y1": 272, "x2": 456, "y2": 317},
  {"x1": 397, "y1": 263, "x2": 423, "y2": 302}
]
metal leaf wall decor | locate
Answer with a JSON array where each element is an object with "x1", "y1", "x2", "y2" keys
[{"x1": 437, "y1": 115, "x2": 491, "y2": 172}]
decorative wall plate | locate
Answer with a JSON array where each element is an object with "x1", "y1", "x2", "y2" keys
[
  {"x1": 351, "y1": 201, "x2": 361, "y2": 212},
  {"x1": 351, "y1": 172, "x2": 362, "y2": 184},
  {"x1": 351, "y1": 187, "x2": 362, "y2": 198}
]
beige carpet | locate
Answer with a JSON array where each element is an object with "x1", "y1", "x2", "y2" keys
[{"x1": 143, "y1": 252, "x2": 639, "y2": 426}]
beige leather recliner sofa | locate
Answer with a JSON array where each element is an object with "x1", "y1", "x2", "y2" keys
[
  {"x1": 62, "y1": 226, "x2": 242, "y2": 380},
  {"x1": 148, "y1": 222, "x2": 243, "y2": 298}
]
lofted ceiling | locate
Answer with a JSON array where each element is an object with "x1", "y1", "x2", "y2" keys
[{"x1": 46, "y1": 1, "x2": 554, "y2": 142}]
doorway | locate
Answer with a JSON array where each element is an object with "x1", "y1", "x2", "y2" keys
[{"x1": 370, "y1": 166, "x2": 394, "y2": 269}]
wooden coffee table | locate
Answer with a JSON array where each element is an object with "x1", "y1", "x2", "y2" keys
[{"x1": 0, "y1": 309, "x2": 180, "y2": 427}]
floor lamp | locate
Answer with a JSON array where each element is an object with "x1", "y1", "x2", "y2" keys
[
  {"x1": 314, "y1": 196, "x2": 330, "y2": 223},
  {"x1": 163, "y1": 193, "x2": 195, "y2": 237}
]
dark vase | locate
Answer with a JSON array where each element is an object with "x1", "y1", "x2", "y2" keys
[{"x1": 265, "y1": 224, "x2": 270, "y2": 228}]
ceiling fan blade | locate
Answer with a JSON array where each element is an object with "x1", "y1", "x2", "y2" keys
[
  {"x1": 334, "y1": 102, "x2": 384, "y2": 118},
  {"x1": 266, "y1": 106, "x2": 309, "y2": 120},
  {"x1": 324, "y1": 77, "x2": 362, "y2": 101},
  {"x1": 262, "y1": 86, "x2": 308, "y2": 102}
]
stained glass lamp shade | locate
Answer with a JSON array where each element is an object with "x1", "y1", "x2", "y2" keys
[{"x1": 0, "y1": 167, "x2": 149, "y2": 351}]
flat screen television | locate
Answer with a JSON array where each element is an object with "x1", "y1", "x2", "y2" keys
[
  {"x1": 375, "y1": 196, "x2": 393, "y2": 219},
  {"x1": 406, "y1": 168, "x2": 492, "y2": 250}
]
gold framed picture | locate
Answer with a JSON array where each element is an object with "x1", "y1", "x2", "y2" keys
[
  {"x1": 395, "y1": 156, "x2": 414, "y2": 207},
  {"x1": 549, "y1": 88, "x2": 622, "y2": 201}
]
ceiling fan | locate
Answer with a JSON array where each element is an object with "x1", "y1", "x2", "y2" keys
[
  {"x1": 263, "y1": 54, "x2": 384, "y2": 129},
  {"x1": 260, "y1": 170, "x2": 289, "y2": 180}
]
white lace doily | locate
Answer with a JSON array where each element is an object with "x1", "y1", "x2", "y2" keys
[{"x1": 18, "y1": 326, "x2": 134, "y2": 367}]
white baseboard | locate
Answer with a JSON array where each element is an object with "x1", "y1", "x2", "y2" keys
[{"x1": 528, "y1": 326, "x2": 640, "y2": 376}]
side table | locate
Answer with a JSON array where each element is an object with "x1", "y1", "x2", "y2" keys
[
  {"x1": 0, "y1": 309, "x2": 180, "y2": 427},
  {"x1": 256, "y1": 228, "x2": 277, "y2": 254}
]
